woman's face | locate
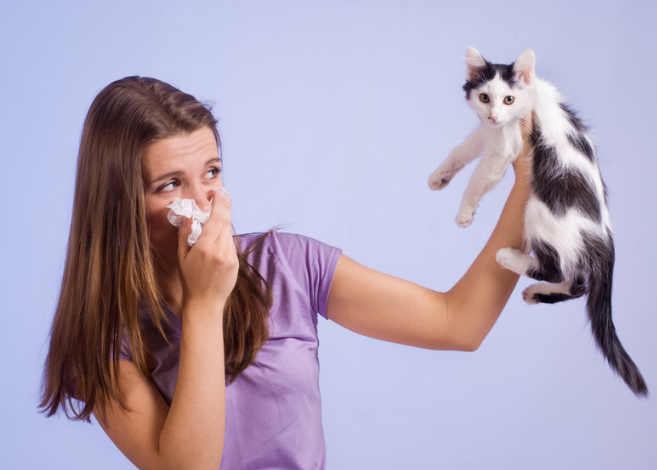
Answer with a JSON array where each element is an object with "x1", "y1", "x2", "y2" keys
[{"x1": 141, "y1": 126, "x2": 223, "y2": 261}]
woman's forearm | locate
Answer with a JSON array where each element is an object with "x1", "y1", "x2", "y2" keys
[
  {"x1": 158, "y1": 300, "x2": 226, "y2": 470},
  {"x1": 154, "y1": 188, "x2": 236, "y2": 469},
  {"x1": 444, "y1": 159, "x2": 531, "y2": 350}
]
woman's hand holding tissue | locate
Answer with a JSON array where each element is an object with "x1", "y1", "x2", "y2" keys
[{"x1": 176, "y1": 189, "x2": 237, "y2": 320}]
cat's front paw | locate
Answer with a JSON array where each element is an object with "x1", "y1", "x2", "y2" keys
[
  {"x1": 455, "y1": 210, "x2": 474, "y2": 228},
  {"x1": 428, "y1": 168, "x2": 455, "y2": 191}
]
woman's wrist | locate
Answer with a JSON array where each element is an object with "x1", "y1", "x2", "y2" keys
[{"x1": 181, "y1": 297, "x2": 226, "y2": 325}]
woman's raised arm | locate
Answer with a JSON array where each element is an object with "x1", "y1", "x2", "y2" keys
[{"x1": 327, "y1": 123, "x2": 532, "y2": 351}]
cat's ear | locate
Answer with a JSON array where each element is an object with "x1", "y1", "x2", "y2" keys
[
  {"x1": 514, "y1": 50, "x2": 536, "y2": 85},
  {"x1": 465, "y1": 47, "x2": 487, "y2": 81}
]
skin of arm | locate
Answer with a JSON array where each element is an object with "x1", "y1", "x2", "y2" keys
[
  {"x1": 92, "y1": 118, "x2": 532, "y2": 467},
  {"x1": 94, "y1": 192, "x2": 237, "y2": 470},
  {"x1": 327, "y1": 119, "x2": 532, "y2": 351}
]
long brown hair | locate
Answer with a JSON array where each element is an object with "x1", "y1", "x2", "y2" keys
[{"x1": 40, "y1": 76, "x2": 272, "y2": 421}]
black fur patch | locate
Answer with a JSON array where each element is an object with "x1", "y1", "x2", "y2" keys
[
  {"x1": 579, "y1": 230, "x2": 614, "y2": 274},
  {"x1": 531, "y1": 125, "x2": 602, "y2": 222},
  {"x1": 559, "y1": 103, "x2": 588, "y2": 133},
  {"x1": 530, "y1": 270, "x2": 587, "y2": 304},
  {"x1": 567, "y1": 133, "x2": 595, "y2": 162},
  {"x1": 571, "y1": 275, "x2": 587, "y2": 296},
  {"x1": 463, "y1": 60, "x2": 516, "y2": 100},
  {"x1": 561, "y1": 104, "x2": 596, "y2": 163},
  {"x1": 535, "y1": 292, "x2": 575, "y2": 304},
  {"x1": 527, "y1": 240, "x2": 563, "y2": 283},
  {"x1": 530, "y1": 271, "x2": 586, "y2": 304}
]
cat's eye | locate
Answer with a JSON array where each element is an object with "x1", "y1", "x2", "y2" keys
[
  {"x1": 479, "y1": 93, "x2": 490, "y2": 103},
  {"x1": 504, "y1": 96, "x2": 515, "y2": 105}
]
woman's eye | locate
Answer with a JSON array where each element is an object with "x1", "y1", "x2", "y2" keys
[
  {"x1": 479, "y1": 93, "x2": 490, "y2": 103},
  {"x1": 206, "y1": 167, "x2": 221, "y2": 179},
  {"x1": 157, "y1": 181, "x2": 177, "y2": 193},
  {"x1": 504, "y1": 96, "x2": 515, "y2": 105}
]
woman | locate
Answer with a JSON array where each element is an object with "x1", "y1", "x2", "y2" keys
[{"x1": 41, "y1": 76, "x2": 531, "y2": 469}]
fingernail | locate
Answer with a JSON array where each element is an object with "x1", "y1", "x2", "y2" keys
[{"x1": 213, "y1": 187, "x2": 230, "y2": 201}]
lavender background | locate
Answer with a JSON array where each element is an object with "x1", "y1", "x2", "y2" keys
[{"x1": 2, "y1": 1, "x2": 655, "y2": 468}]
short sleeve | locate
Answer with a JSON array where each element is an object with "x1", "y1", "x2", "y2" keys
[
  {"x1": 264, "y1": 232, "x2": 342, "y2": 319},
  {"x1": 118, "y1": 338, "x2": 133, "y2": 361},
  {"x1": 113, "y1": 327, "x2": 134, "y2": 362}
]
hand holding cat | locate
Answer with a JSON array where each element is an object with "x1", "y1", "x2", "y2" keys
[
  {"x1": 511, "y1": 112, "x2": 533, "y2": 188},
  {"x1": 442, "y1": 48, "x2": 647, "y2": 396}
]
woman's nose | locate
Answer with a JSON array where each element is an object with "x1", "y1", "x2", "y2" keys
[{"x1": 185, "y1": 185, "x2": 215, "y2": 212}]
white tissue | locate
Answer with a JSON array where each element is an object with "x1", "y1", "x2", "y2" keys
[{"x1": 166, "y1": 198, "x2": 211, "y2": 246}]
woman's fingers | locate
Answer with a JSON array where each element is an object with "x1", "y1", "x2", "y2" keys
[
  {"x1": 513, "y1": 112, "x2": 534, "y2": 182},
  {"x1": 197, "y1": 188, "x2": 232, "y2": 245},
  {"x1": 176, "y1": 188, "x2": 238, "y2": 311},
  {"x1": 520, "y1": 112, "x2": 534, "y2": 142},
  {"x1": 177, "y1": 217, "x2": 193, "y2": 260}
]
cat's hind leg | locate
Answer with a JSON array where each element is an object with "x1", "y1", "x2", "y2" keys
[
  {"x1": 496, "y1": 247, "x2": 538, "y2": 276},
  {"x1": 497, "y1": 241, "x2": 565, "y2": 283},
  {"x1": 498, "y1": 242, "x2": 586, "y2": 304},
  {"x1": 522, "y1": 276, "x2": 586, "y2": 305}
]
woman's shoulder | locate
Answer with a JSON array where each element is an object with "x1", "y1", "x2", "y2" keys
[
  {"x1": 237, "y1": 231, "x2": 342, "y2": 318},
  {"x1": 237, "y1": 231, "x2": 341, "y2": 276},
  {"x1": 237, "y1": 231, "x2": 335, "y2": 255}
]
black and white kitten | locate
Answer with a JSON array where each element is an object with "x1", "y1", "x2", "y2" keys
[{"x1": 429, "y1": 47, "x2": 647, "y2": 396}]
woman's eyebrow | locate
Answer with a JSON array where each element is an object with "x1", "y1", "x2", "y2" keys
[
  {"x1": 147, "y1": 157, "x2": 222, "y2": 185},
  {"x1": 147, "y1": 170, "x2": 183, "y2": 186}
]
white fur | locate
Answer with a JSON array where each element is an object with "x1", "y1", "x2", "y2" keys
[
  {"x1": 429, "y1": 48, "x2": 533, "y2": 226},
  {"x1": 523, "y1": 199, "x2": 609, "y2": 279},
  {"x1": 429, "y1": 47, "x2": 611, "y2": 281},
  {"x1": 533, "y1": 81, "x2": 602, "y2": 181},
  {"x1": 496, "y1": 247, "x2": 538, "y2": 274},
  {"x1": 437, "y1": 50, "x2": 646, "y2": 395}
]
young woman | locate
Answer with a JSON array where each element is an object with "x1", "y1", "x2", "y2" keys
[{"x1": 41, "y1": 76, "x2": 531, "y2": 470}]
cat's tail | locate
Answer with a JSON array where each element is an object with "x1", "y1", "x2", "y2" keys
[{"x1": 586, "y1": 238, "x2": 648, "y2": 397}]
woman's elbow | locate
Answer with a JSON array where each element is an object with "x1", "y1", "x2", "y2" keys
[
  {"x1": 457, "y1": 338, "x2": 482, "y2": 352},
  {"x1": 462, "y1": 328, "x2": 490, "y2": 352},
  {"x1": 426, "y1": 332, "x2": 482, "y2": 352}
]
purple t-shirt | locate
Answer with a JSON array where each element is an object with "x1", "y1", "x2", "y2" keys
[{"x1": 124, "y1": 232, "x2": 342, "y2": 469}]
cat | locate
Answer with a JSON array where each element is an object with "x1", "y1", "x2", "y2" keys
[{"x1": 428, "y1": 47, "x2": 648, "y2": 396}]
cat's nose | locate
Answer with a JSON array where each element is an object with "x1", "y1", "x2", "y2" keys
[{"x1": 489, "y1": 115, "x2": 498, "y2": 122}]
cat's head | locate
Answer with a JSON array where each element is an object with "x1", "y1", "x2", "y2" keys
[{"x1": 463, "y1": 47, "x2": 535, "y2": 127}]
